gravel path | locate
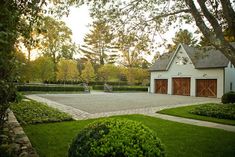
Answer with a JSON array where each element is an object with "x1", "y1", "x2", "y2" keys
[{"x1": 31, "y1": 92, "x2": 219, "y2": 114}]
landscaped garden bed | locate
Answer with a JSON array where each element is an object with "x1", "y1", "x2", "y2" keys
[
  {"x1": 157, "y1": 103, "x2": 235, "y2": 125},
  {"x1": 10, "y1": 100, "x2": 73, "y2": 125}
]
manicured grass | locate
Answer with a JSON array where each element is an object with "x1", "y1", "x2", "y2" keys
[
  {"x1": 23, "y1": 115, "x2": 235, "y2": 157},
  {"x1": 158, "y1": 104, "x2": 235, "y2": 125},
  {"x1": 10, "y1": 100, "x2": 73, "y2": 125}
]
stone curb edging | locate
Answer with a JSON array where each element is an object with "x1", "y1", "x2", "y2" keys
[{"x1": 7, "y1": 109, "x2": 39, "y2": 157}]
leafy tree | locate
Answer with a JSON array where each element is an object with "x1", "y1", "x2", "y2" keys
[
  {"x1": 0, "y1": 0, "x2": 45, "y2": 129},
  {"x1": 98, "y1": 64, "x2": 119, "y2": 82},
  {"x1": 80, "y1": 20, "x2": 115, "y2": 65},
  {"x1": 167, "y1": 29, "x2": 197, "y2": 52},
  {"x1": 38, "y1": 16, "x2": 76, "y2": 79},
  {"x1": 32, "y1": 56, "x2": 55, "y2": 82},
  {"x1": 116, "y1": 32, "x2": 150, "y2": 68},
  {"x1": 76, "y1": 0, "x2": 235, "y2": 65},
  {"x1": 124, "y1": 68, "x2": 149, "y2": 85},
  {"x1": 81, "y1": 60, "x2": 96, "y2": 84},
  {"x1": 57, "y1": 59, "x2": 79, "y2": 80}
]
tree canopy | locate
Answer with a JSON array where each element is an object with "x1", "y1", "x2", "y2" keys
[{"x1": 74, "y1": 0, "x2": 235, "y2": 65}]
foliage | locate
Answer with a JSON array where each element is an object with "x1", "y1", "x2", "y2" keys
[
  {"x1": 80, "y1": 20, "x2": 116, "y2": 65},
  {"x1": 116, "y1": 32, "x2": 150, "y2": 68},
  {"x1": 124, "y1": 68, "x2": 149, "y2": 85},
  {"x1": 221, "y1": 91, "x2": 235, "y2": 104},
  {"x1": 68, "y1": 119, "x2": 165, "y2": 157},
  {"x1": 32, "y1": 56, "x2": 55, "y2": 81},
  {"x1": 93, "y1": 85, "x2": 148, "y2": 91},
  {"x1": 44, "y1": 80, "x2": 129, "y2": 86},
  {"x1": 81, "y1": 60, "x2": 96, "y2": 84},
  {"x1": 0, "y1": 0, "x2": 19, "y2": 130},
  {"x1": 112, "y1": 86, "x2": 148, "y2": 92},
  {"x1": 190, "y1": 103, "x2": 235, "y2": 120},
  {"x1": 77, "y1": 0, "x2": 235, "y2": 65},
  {"x1": 38, "y1": 16, "x2": 76, "y2": 79},
  {"x1": 23, "y1": 115, "x2": 235, "y2": 157},
  {"x1": 17, "y1": 85, "x2": 85, "y2": 92},
  {"x1": 10, "y1": 100, "x2": 73, "y2": 125},
  {"x1": 167, "y1": 29, "x2": 197, "y2": 52},
  {"x1": 57, "y1": 59, "x2": 79, "y2": 80},
  {"x1": 97, "y1": 64, "x2": 119, "y2": 82},
  {"x1": 158, "y1": 104, "x2": 235, "y2": 125}
]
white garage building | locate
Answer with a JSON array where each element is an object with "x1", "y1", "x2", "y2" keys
[{"x1": 149, "y1": 43, "x2": 235, "y2": 98}]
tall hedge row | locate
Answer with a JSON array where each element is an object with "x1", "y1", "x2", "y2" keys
[{"x1": 17, "y1": 85, "x2": 85, "y2": 92}]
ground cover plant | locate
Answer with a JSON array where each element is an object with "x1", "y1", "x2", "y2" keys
[
  {"x1": 69, "y1": 119, "x2": 165, "y2": 157},
  {"x1": 191, "y1": 103, "x2": 235, "y2": 120},
  {"x1": 10, "y1": 100, "x2": 73, "y2": 125},
  {"x1": 23, "y1": 115, "x2": 235, "y2": 157},
  {"x1": 158, "y1": 103, "x2": 235, "y2": 125}
]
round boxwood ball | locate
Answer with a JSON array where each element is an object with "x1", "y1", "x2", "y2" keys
[{"x1": 68, "y1": 119, "x2": 165, "y2": 157}]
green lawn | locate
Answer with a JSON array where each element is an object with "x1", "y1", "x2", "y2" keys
[
  {"x1": 157, "y1": 104, "x2": 235, "y2": 125},
  {"x1": 23, "y1": 115, "x2": 235, "y2": 157}
]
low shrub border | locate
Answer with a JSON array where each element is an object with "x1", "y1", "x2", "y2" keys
[
  {"x1": 157, "y1": 103, "x2": 235, "y2": 125},
  {"x1": 190, "y1": 103, "x2": 235, "y2": 120},
  {"x1": 93, "y1": 85, "x2": 148, "y2": 91},
  {"x1": 10, "y1": 100, "x2": 73, "y2": 125}
]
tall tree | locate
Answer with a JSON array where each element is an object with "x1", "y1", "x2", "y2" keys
[
  {"x1": 39, "y1": 16, "x2": 76, "y2": 80},
  {"x1": 0, "y1": 0, "x2": 45, "y2": 129},
  {"x1": 168, "y1": 29, "x2": 197, "y2": 52},
  {"x1": 81, "y1": 60, "x2": 96, "y2": 84},
  {"x1": 116, "y1": 32, "x2": 150, "y2": 68},
  {"x1": 80, "y1": 20, "x2": 115, "y2": 65},
  {"x1": 57, "y1": 59, "x2": 79, "y2": 80},
  {"x1": 32, "y1": 56, "x2": 55, "y2": 82},
  {"x1": 76, "y1": 0, "x2": 235, "y2": 65}
]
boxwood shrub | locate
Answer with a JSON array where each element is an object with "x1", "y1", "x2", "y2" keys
[
  {"x1": 68, "y1": 119, "x2": 165, "y2": 157},
  {"x1": 17, "y1": 85, "x2": 85, "y2": 92},
  {"x1": 221, "y1": 91, "x2": 235, "y2": 104},
  {"x1": 190, "y1": 103, "x2": 235, "y2": 120}
]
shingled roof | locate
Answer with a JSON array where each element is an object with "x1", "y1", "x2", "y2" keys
[{"x1": 150, "y1": 43, "x2": 234, "y2": 71}]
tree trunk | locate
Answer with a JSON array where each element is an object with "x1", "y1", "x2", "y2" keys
[{"x1": 185, "y1": 0, "x2": 235, "y2": 65}]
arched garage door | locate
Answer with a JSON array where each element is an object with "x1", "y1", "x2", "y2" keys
[{"x1": 196, "y1": 79, "x2": 217, "y2": 97}]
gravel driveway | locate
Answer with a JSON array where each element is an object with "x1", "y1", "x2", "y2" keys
[{"x1": 35, "y1": 92, "x2": 220, "y2": 114}]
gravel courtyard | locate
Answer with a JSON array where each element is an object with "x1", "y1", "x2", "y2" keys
[{"x1": 35, "y1": 92, "x2": 220, "y2": 114}]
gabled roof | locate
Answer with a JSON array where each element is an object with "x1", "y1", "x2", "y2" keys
[
  {"x1": 150, "y1": 43, "x2": 234, "y2": 71},
  {"x1": 149, "y1": 52, "x2": 174, "y2": 71}
]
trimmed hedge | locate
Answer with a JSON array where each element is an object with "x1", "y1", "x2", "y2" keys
[
  {"x1": 17, "y1": 85, "x2": 85, "y2": 92},
  {"x1": 10, "y1": 100, "x2": 73, "y2": 125},
  {"x1": 93, "y1": 85, "x2": 148, "y2": 91},
  {"x1": 68, "y1": 119, "x2": 165, "y2": 157},
  {"x1": 190, "y1": 103, "x2": 235, "y2": 120},
  {"x1": 222, "y1": 91, "x2": 235, "y2": 104},
  {"x1": 44, "y1": 80, "x2": 129, "y2": 86},
  {"x1": 112, "y1": 86, "x2": 148, "y2": 91}
]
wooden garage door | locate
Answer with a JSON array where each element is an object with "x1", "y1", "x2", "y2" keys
[
  {"x1": 155, "y1": 79, "x2": 168, "y2": 94},
  {"x1": 196, "y1": 79, "x2": 217, "y2": 97},
  {"x1": 173, "y1": 78, "x2": 190, "y2": 96}
]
